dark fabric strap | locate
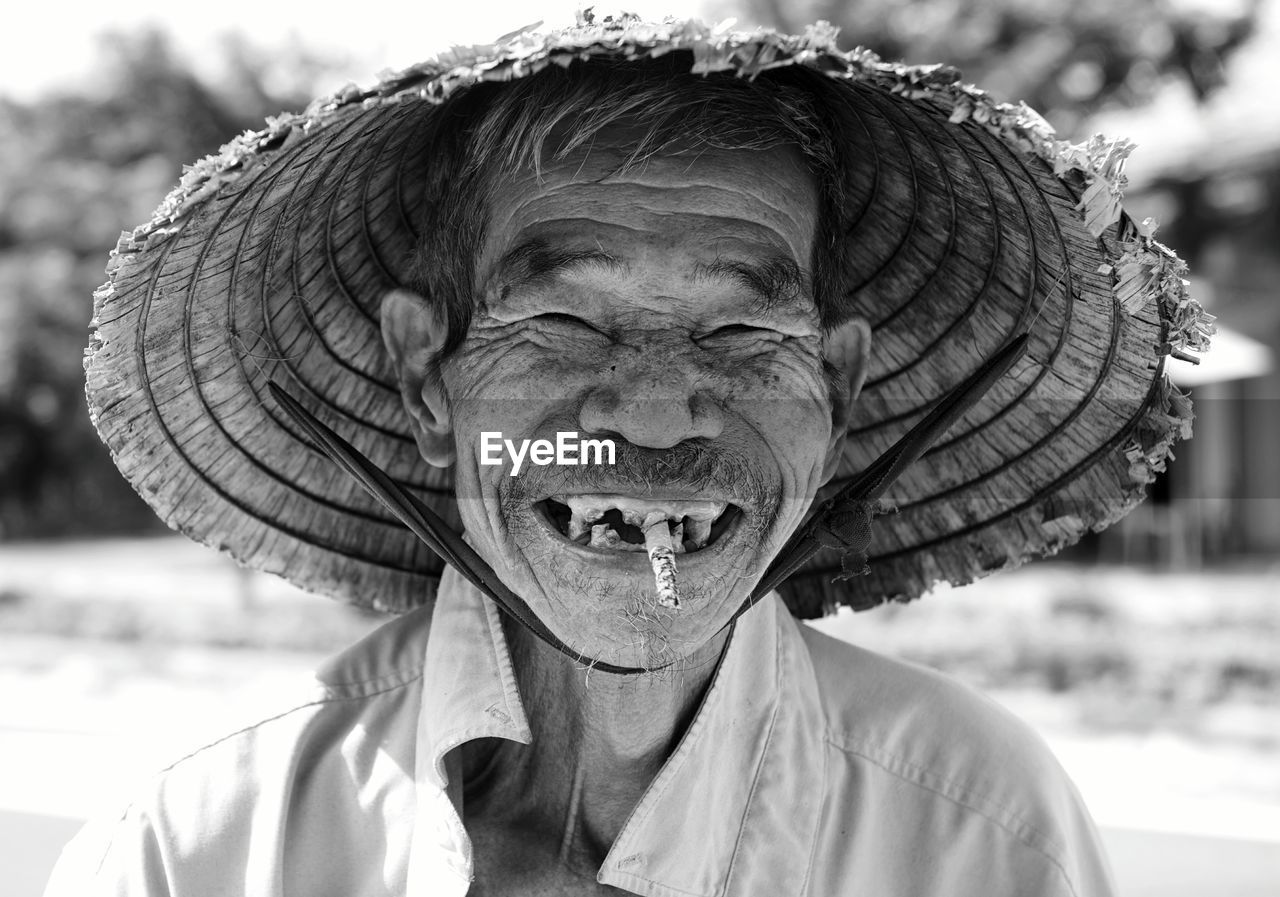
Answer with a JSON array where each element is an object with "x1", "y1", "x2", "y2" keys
[{"x1": 267, "y1": 332, "x2": 1027, "y2": 675}]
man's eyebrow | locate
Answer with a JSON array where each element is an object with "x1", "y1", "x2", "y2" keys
[
  {"x1": 493, "y1": 239, "x2": 627, "y2": 297},
  {"x1": 693, "y1": 255, "x2": 809, "y2": 314}
]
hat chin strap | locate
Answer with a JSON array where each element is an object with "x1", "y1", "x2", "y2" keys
[{"x1": 268, "y1": 333, "x2": 1027, "y2": 676}]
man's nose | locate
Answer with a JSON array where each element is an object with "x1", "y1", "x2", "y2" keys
[{"x1": 578, "y1": 359, "x2": 726, "y2": 449}]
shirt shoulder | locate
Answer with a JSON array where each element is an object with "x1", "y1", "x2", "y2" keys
[
  {"x1": 799, "y1": 620, "x2": 1061, "y2": 793},
  {"x1": 155, "y1": 602, "x2": 433, "y2": 787},
  {"x1": 45, "y1": 605, "x2": 435, "y2": 897},
  {"x1": 796, "y1": 621, "x2": 1114, "y2": 896}
]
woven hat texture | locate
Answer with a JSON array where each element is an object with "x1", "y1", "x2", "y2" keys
[{"x1": 85, "y1": 15, "x2": 1213, "y2": 616}]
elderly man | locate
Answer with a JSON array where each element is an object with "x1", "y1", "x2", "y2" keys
[{"x1": 52, "y1": 15, "x2": 1209, "y2": 897}]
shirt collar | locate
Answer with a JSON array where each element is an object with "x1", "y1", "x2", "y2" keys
[
  {"x1": 414, "y1": 566, "x2": 825, "y2": 897},
  {"x1": 597, "y1": 596, "x2": 827, "y2": 897},
  {"x1": 416, "y1": 565, "x2": 531, "y2": 794}
]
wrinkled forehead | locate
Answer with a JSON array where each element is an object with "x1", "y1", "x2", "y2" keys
[{"x1": 475, "y1": 135, "x2": 821, "y2": 304}]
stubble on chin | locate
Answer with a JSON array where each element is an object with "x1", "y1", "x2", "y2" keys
[
  {"x1": 498, "y1": 521, "x2": 717, "y2": 671},
  {"x1": 541, "y1": 556, "x2": 683, "y2": 670}
]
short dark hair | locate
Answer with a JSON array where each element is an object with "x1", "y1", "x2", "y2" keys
[{"x1": 409, "y1": 56, "x2": 852, "y2": 356}]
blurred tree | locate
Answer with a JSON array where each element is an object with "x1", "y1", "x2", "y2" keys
[
  {"x1": 0, "y1": 30, "x2": 341, "y2": 539},
  {"x1": 719, "y1": 0, "x2": 1260, "y2": 134}
]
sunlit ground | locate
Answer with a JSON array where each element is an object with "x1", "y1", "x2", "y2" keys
[{"x1": 2, "y1": 536, "x2": 1278, "y2": 896}]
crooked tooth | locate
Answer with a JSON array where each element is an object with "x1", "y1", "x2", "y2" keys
[
  {"x1": 590, "y1": 524, "x2": 621, "y2": 550},
  {"x1": 568, "y1": 511, "x2": 589, "y2": 540},
  {"x1": 685, "y1": 516, "x2": 711, "y2": 549},
  {"x1": 586, "y1": 524, "x2": 646, "y2": 552},
  {"x1": 671, "y1": 521, "x2": 684, "y2": 554},
  {"x1": 620, "y1": 507, "x2": 646, "y2": 528}
]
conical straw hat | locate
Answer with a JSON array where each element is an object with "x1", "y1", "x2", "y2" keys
[{"x1": 85, "y1": 15, "x2": 1213, "y2": 615}]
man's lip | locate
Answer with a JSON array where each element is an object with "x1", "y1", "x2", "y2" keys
[{"x1": 532, "y1": 497, "x2": 744, "y2": 559}]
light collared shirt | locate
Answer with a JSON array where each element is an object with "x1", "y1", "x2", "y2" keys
[{"x1": 47, "y1": 567, "x2": 1114, "y2": 896}]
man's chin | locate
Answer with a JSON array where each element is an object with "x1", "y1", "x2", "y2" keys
[{"x1": 516, "y1": 564, "x2": 754, "y2": 670}]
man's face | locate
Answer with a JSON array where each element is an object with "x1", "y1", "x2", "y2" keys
[{"x1": 431, "y1": 137, "x2": 841, "y2": 667}]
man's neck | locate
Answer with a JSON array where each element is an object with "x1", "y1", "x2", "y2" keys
[{"x1": 459, "y1": 616, "x2": 730, "y2": 870}]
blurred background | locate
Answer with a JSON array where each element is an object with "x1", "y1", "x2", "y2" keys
[{"x1": 1, "y1": 0, "x2": 1277, "y2": 894}]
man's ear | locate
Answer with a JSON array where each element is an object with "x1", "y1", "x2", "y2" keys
[
  {"x1": 820, "y1": 316, "x2": 872, "y2": 482},
  {"x1": 380, "y1": 288, "x2": 455, "y2": 468}
]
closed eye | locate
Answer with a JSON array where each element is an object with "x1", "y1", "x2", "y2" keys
[
  {"x1": 531, "y1": 313, "x2": 612, "y2": 338},
  {"x1": 695, "y1": 324, "x2": 783, "y2": 343}
]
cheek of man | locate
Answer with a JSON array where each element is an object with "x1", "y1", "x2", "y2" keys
[{"x1": 397, "y1": 142, "x2": 857, "y2": 668}]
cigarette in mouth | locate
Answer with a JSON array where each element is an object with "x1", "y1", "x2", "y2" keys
[{"x1": 641, "y1": 512, "x2": 679, "y2": 609}]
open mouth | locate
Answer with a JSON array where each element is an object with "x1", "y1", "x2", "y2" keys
[{"x1": 537, "y1": 494, "x2": 742, "y2": 554}]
